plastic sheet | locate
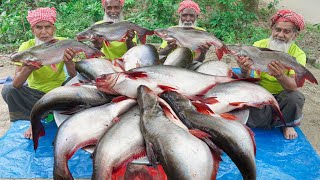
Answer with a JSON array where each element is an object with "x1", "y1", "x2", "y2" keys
[{"x1": 0, "y1": 120, "x2": 319, "y2": 179}]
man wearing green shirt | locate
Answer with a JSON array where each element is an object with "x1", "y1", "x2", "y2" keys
[
  {"x1": 92, "y1": 0, "x2": 136, "y2": 60},
  {"x1": 158, "y1": 0, "x2": 210, "y2": 62},
  {"x1": 1, "y1": 7, "x2": 77, "y2": 139},
  {"x1": 238, "y1": 10, "x2": 306, "y2": 140}
]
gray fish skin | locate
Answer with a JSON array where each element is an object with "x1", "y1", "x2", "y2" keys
[
  {"x1": 77, "y1": 21, "x2": 153, "y2": 44},
  {"x1": 163, "y1": 47, "x2": 193, "y2": 68},
  {"x1": 75, "y1": 58, "x2": 115, "y2": 80},
  {"x1": 138, "y1": 86, "x2": 214, "y2": 180},
  {"x1": 92, "y1": 106, "x2": 145, "y2": 180},
  {"x1": 11, "y1": 39, "x2": 103, "y2": 66},
  {"x1": 31, "y1": 86, "x2": 115, "y2": 151},
  {"x1": 228, "y1": 45, "x2": 318, "y2": 87},
  {"x1": 229, "y1": 108, "x2": 250, "y2": 124},
  {"x1": 155, "y1": 27, "x2": 229, "y2": 60},
  {"x1": 161, "y1": 91, "x2": 256, "y2": 180},
  {"x1": 120, "y1": 44, "x2": 159, "y2": 71},
  {"x1": 53, "y1": 98, "x2": 136, "y2": 180},
  {"x1": 96, "y1": 65, "x2": 234, "y2": 98},
  {"x1": 195, "y1": 60, "x2": 233, "y2": 77}
]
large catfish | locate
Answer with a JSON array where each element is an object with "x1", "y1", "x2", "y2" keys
[
  {"x1": 53, "y1": 98, "x2": 136, "y2": 180},
  {"x1": 195, "y1": 60, "x2": 234, "y2": 77},
  {"x1": 92, "y1": 106, "x2": 146, "y2": 179},
  {"x1": 77, "y1": 21, "x2": 154, "y2": 44},
  {"x1": 138, "y1": 86, "x2": 215, "y2": 179},
  {"x1": 113, "y1": 44, "x2": 159, "y2": 71},
  {"x1": 75, "y1": 58, "x2": 115, "y2": 80},
  {"x1": 95, "y1": 65, "x2": 234, "y2": 98},
  {"x1": 10, "y1": 39, "x2": 103, "y2": 69},
  {"x1": 31, "y1": 86, "x2": 114, "y2": 150},
  {"x1": 161, "y1": 91, "x2": 256, "y2": 180},
  {"x1": 228, "y1": 45, "x2": 318, "y2": 87},
  {"x1": 163, "y1": 47, "x2": 193, "y2": 68},
  {"x1": 155, "y1": 27, "x2": 229, "y2": 60}
]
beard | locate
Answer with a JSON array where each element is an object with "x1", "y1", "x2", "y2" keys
[
  {"x1": 178, "y1": 19, "x2": 197, "y2": 27},
  {"x1": 103, "y1": 12, "x2": 124, "y2": 23},
  {"x1": 268, "y1": 36, "x2": 293, "y2": 53}
]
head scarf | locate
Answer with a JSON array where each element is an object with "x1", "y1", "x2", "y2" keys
[
  {"x1": 177, "y1": 0, "x2": 200, "y2": 15},
  {"x1": 27, "y1": 7, "x2": 56, "y2": 28},
  {"x1": 101, "y1": 0, "x2": 125, "y2": 7},
  {"x1": 271, "y1": 9, "x2": 305, "y2": 31}
]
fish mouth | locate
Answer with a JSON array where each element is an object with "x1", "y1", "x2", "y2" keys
[{"x1": 96, "y1": 73, "x2": 120, "y2": 95}]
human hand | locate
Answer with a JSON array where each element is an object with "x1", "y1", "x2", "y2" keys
[
  {"x1": 63, "y1": 48, "x2": 76, "y2": 63},
  {"x1": 237, "y1": 56, "x2": 252, "y2": 73},
  {"x1": 268, "y1": 61, "x2": 287, "y2": 78},
  {"x1": 167, "y1": 39, "x2": 177, "y2": 49},
  {"x1": 197, "y1": 42, "x2": 211, "y2": 53},
  {"x1": 126, "y1": 29, "x2": 135, "y2": 41},
  {"x1": 92, "y1": 36, "x2": 104, "y2": 49}
]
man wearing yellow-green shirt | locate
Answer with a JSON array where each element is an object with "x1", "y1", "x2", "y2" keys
[
  {"x1": 238, "y1": 10, "x2": 306, "y2": 140},
  {"x1": 159, "y1": 0, "x2": 210, "y2": 62},
  {"x1": 92, "y1": 0, "x2": 136, "y2": 60},
  {"x1": 1, "y1": 7, "x2": 77, "y2": 139}
]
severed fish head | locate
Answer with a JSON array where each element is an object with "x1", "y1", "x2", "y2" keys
[
  {"x1": 95, "y1": 73, "x2": 121, "y2": 95},
  {"x1": 154, "y1": 28, "x2": 175, "y2": 42},
  {"x1": 77, "y1": 29, "x2": 102, "y2": 42}
]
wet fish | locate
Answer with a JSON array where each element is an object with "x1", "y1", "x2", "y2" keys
[
  {"x1": 195, "y1": 60, "x2": 233, "y2": 77},
  {"x1": 229, "y1": 108, "x2": 250, "y2": 124},
  {"x1": 11, "y1": 39, "x2": 103, "y2": 68},
  {"x1": 228, "y1": 45, "x2": 318, "y2": 87},
  {"x1": 113, "y1": 44, "x2": 159, "y2": 71},
  {"x1": 31, "y1": 86, "x2": 115, "y2": 150},
  {"x1": 163, "y1": 47, "x2": 193, "y2": 68},
  {"x1": 92, "y1": 106, "x2": 145, "y2": 179},
  {"x1": 155, "y1": 27, "x2": 229, "y2": 60},
  {"x1": 75, "y1": 58, "x2": 115, "y2": 80},
  {"x1": 53, "y1": 98, "x2": 136, "y2": 180},
  {"x1": 161, "y1": 91, "x2": 256, "y2": 180},
  {"x1": 138, "y1": 85, "x2": 215, "y2": 179},
  {"x1": 77, "y1": 21, "x2": 154, "y2": 44},
  {"x1": 96, "y1": 65, "x2": 234, "y2": 98}
]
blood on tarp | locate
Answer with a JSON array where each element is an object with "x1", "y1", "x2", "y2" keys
[{"x1": 112, "y1": 164, "x2": 167, "y2": 180}]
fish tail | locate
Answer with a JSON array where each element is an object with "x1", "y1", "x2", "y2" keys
[
  {"x1": 32, "y1": 121, "x2": 45, "y2": 151},
  {"x1": 295, "y1": 67, "x2": 318, "y2": 87},
  {"x1": 138, "y1": 30, "x2": 154, "y2": 44},
  {"x1": 215, "y1": 45, "x2": 230, "y2": 60}
]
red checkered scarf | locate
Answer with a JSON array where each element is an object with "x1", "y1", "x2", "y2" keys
[
  {"x1": 177, "y1": 0, "x2": 200, "y2": 15},
  {"x1": 271, "y1": 9, "x2": 305, "y2": 31},
  {"x1": 101, "y1": 0, "x2": 125, "y2": 7},
  {"x1": 27, "y1": 7, "x2": 56, "y2": 28}
]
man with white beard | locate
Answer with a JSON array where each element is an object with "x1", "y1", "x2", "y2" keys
[
  {"x1": 92, "y1": 0, "x2": 136, "y2": 60},
  {"x1": 238, "y1": 10, "x2": 306, "y2": 140},
  {"x1": 158, "y1": 0, "x2": 210, "y2": 62},
  {"x1": 1, "y1": 7, "x2": 77, "y2": 139}
]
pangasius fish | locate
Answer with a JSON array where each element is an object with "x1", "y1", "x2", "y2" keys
[
  {"x1": 163, "y1": 47, "x2": 193, "y2": 68},
  {"x1": 75, "y1": 58, "x2": 115, "y2": 80},
  {"x1": 228, "y1": 45, "x2": 318, "y2": 87},
  {"x1": 155, "y1": 27, "x2": 229, "y2": 60}
]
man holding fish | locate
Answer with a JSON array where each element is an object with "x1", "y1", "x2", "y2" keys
[
  {"x1": 238, "y1": 10, "x2": 307, "y2": 140},
  {"x1": 92, "y1": 0, "x2": 136, "y2": 60},
  {"x1": 158, "y1": 0, "x2": 211, "y2": 62},
  {"x1": 1, "y1": 7, "x2": 77, "y2": 139}
]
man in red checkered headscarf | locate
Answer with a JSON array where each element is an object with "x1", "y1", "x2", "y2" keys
[
  {"x1": 159, "y1": 0, "x2": 211, "y2": 62},
  {"x1": 238, "y1": 9, "x2": 307, "y2": 140},
  {"x1": 1, "y1": 7, "x2": 77, "y2": 139}
]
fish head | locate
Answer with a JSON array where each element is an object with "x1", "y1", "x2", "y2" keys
[
  {"x1": 137, "y1": 85, "x2": 159, "y2": 112},
  {"x1": 154, "y1": 28, "x2": 175, "y2": 41},
  {"x1": 76, "y1": 29, "x2": 97, "y2": 41},
  {"x1": 10, "y1": 51, "x2": 39, "y2": 63},
  {"x1": 160, "y1": 91, "x2": 194, "y2": 112},
  {"x1": 95, "y1": 73, "x2": 122, "y2": 95}
]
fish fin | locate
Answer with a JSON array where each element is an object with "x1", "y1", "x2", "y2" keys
[
  {"x1": 113, "y1": 58, "x2": 125, "y2": 71},
  {"x1": 112, "y1": 117, "x2": 121, "y2": 123},
  {"x1": 220, "y1": 113, "x2": 237, "y2": 120},
  {"x1": 189, "y1": 129, "x2": 211, "y2": 139},
  {"x1": 32, "y1": 122, "x2": 45, "y2": 151},
  {"x1": 158, "y1": 85, "x2": 177, "y2": 92},
  {"x1": 42, "y1": 39, "x2": 59, "y2": 46},
  {"x1": 197, "y1": 84, "x2": 217, "y2": 96},
  {"x1": 50, "y1": 64, "x2": 57, "y2": 72},
  {"x1": 236, "y1": 77, "x2": 260, "y2": 83},
  {"x1": 211, "y1": 149, "x2": 222, "y2": 180},
  {"x1": 229, "y1": 102, "x2": 246, "y2": 106},
  {"x1": 71, "y1": 83, "x2": 83, "y2": 86},
  {"x1": 159, "y1": 100, "x2": 179, "y2": 121},
  {"x1": 192, "y1": 101, "x2": 214, "y2": 115},
  {"x1": 271, "y1": 103, "x2": 286, "y2": 127},
  {"x1": 145, "y1": 140, "x2": 158, "y2": 168},
  {"x1": 112, "y1": 95, "x2": 129, "y2": 102},
  {"x1": 215, "y1": 45, "x2": 230, "y2": 60},
  {"x1": 257, "y1": 47, "x2": 273, "y2": 51},
  {"x1": 104, "y1": 40, "x2": 110, "y2": 46},
  {"x1": 113, "y1": 150, "x2": 147, "y2": 173},
  {"x1": 202, "y1": 97, "x2": 219, "y2": 104},
  {"x1": 244, "y1": 125, "x2": 257, "y2": 156},
  {"x1": 295, "y1": 67, "x2": 318, "y2": 87},
  {"x1": 124, "y1": 71, "x2": 148, "y2": 79}
]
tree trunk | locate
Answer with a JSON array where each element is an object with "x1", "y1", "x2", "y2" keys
[{"x1": 241, "y1": 0, "x2": 259, "y2": 14}]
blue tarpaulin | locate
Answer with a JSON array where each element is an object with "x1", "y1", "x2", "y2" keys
[{"x1": 0, "y1": 120, "x2": 319, "y2": 179}]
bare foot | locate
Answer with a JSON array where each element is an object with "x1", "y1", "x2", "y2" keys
[
  {"x1": 23, "y1": 126, "x2": 33, "y2": 139},
  {"x1": 282, "y1": 127, "x2": 298, "y2": 140}
]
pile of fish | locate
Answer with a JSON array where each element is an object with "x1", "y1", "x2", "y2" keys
[{"x1": 9, "y1": 21, "x2": 318, "y2": 180}]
